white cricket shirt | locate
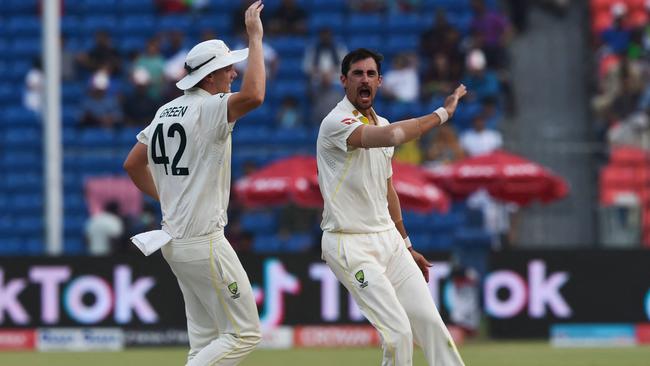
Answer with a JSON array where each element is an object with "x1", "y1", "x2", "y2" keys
[
  {"x1": 137, "y1": 88, "x2": 234, "y2": 239},
  {"x1": 317, "y1": 96, "x2": 395, "y2": 233}
]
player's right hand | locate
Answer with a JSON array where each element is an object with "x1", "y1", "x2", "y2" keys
[
  {"x1": 245, "y1": 0, "x2": 264, "y2": 40},
  {"x1": 443, "y1": 84, "x2": 467, "y2": 119}
]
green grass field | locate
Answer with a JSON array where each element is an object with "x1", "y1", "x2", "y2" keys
[{"x1": 1, "y1": 341, "x2": 649, "y2": 366}]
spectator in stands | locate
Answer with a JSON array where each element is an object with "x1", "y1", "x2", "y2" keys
[
  {"x1": 135, "y1": 37, "x2": 166, "y2": 101},
  {"x1": 61, "y1": 36, "x2": 77, "y2": 82},
  {"x1": 23, "y1": 59, "x2": 43, "y2": 115},
  {"x1": 601, "y1": 2, "x2": 631, "y2": 55},
  {"x1": 394, "y1": 140, "x2": 423, "y2": 165},
  {"x1": 155, "y1": 0, "x2": 190, "y2": 13},
  {"x1": 76, "y1": 30, "x2": 121, "y2": 76},
  {"x1": 86, "y1": 201, "x2": 125, "y2": 256},
  {"x1": 387, "y1": 0, "x2": 420, "y2": 13},
  {"x1": 461, "y1": 49, "x2": 500, "y2": 104},
  {"x1": 423, "y1": 124, "x2": 465, "y2": 168},
  {"x1": 419, "y1": 10, "x2": 465, "y2": 82},
  {"x1": 421, "y1": 51, "x2": 463, "y2": 102},
  {"x1": 268, "y1": 0, "x2": 307, "y2": 35},
  {"x1": 79, "y1": 70, "x2": 123, "y2": 128},
  {"x1": 460, "y1": 114, "x2": 502, "y2": 157},
  {"x1": 312, "y1": 73, "x2": 343, "y2": 126},
  {"x1": 592, "y1": 54, "x2": 638, "y2": 118},
  {"x1": 234, "y1": 30, "x2": 279, "y2": 80},
  {"x1": 469, "y1": 0, "x2": 513, "y2": 70},
  {"x1": 382, "y1": 53, "x2": 420, "y2": 103},
  {"x1": 303, "y1": 27, "x2": 348, "y2": 88},
  {"x1": 347, "y1": 0, "x2": 387, "y2": 12},
  {"x1": 231, "y1": 0, "x2": 257, "y2": 35},
  {"x1": 123, "y1": 68, "x2": 159, "y2": 126},
  {"x1": 163, "y1": 30, "x2": 189, "y2": 81},
  {"x1": 277, "y1": 96, "x2": 301, "y2": 129}
]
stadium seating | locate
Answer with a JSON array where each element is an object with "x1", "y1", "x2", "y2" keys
[{"x1": 3, "y1": 0, "x2": 500, "y2": 255}]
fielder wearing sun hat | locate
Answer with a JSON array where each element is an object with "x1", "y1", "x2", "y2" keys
[{"x1": 176, "y1": 39, "x2": 249, "y2": 90}]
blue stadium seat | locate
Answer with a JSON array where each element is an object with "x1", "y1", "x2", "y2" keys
[
  {"x1": 61, "y1": 16, "x2": 81, "y2": 36},
  {"x1": 387, "y1": 14, "x2": 424, "y2": 34},
  {"x1": 241, "y1": 211, "x2": 277, "y2": 234},
  {"x1": 5, "y1": 173, "x2": 41, "y2": 192},
  {"x1": 5, "y1": 107, "x2": 40, "y2": 126},
  {"x1": 309, "y1": 13, "x2": 344, "y2": 34},
  {"x1": 65, "y1": 215, "x2": 87, "y2": 236},
  {"x1": 345, "y1": 14, "x2": 383, "y2": 35},
  {"x1": 64, "y1": 194, "x2": 87, "y2": 217},
  {"x1": 81, "y1": 0, "x2": 119, "y2": 14},
  {"x1": 8, "y1": 60, "x2": 31, "y2": 82},
  {"x1": 310, "y1": 0, "x2": 346, "y2": 12},
  {"x1": 253, "y1": 234, "x2": 282, "y2": 253},
  {"x1": 196, "y1": 14, "x2": 232, "y2": 36},
  {"x1": 25, "y1": 239, "x2": 43, "y2": 255},
  {"x1": 271, "y1": 80, "x2": 308, "y2": 101},
  {"x1": 0, "y1": 239, "x2": 23, "y2": 255},
  {"x1": 5, "y1": 127, "x2": 41, "y2": 148},
  {"x1": 284, "y1": 233, "x2": 313, "y2": 252},
  {"x1": 454, "y1": 227, "x2": 492, "y2": 249},
  {"x1": 347, "y1": 36, "x2": 382, "y2": 53},
  {"x1": 118, "y1": 15, "x2": 157, "y2": 37},
  {"x1": 2, "y1": 151, "x2": 41, "y2": 170},
  {"x1": 233, "y1": 126, "x2": 272, "y2": 145},
  {"x1": 385, "y1": 35, "x2": 420, "y2": 55},
  {"x1": 7, "y1": 16, "x2": 40, "y2": 37},
  {"x1": 158, "y1": 15, "x2": 193, "y2": 32},
  {"x1": 276, "y1": 57, "x2": 305, "y2": 80},
  {"x1": 81, "y1": 16, "x2": 117, "y2": 34},
  {"x1": 6, "y1": 0, "x2": 39, "y2": 15},
  {"x1": 78, "y1": 128, "x2": 117, "y2": 148},
  {"x1": 11, "y1": 193, "x2": 43, "y2": 215},
  {"x1": 273, "y1": 127, "x2": 310, "y2": 147},
  {"x1": 118, "y1": 1, "x2": 156, "y2": 14},
  {"x1": 119, "y1": 36, "x2": 149, "y2": 54},
  {"x1": 268, "y1": 37, "x2": 308, "y2": 57},
  {"x1": 14, "y1": 216, "x2": 43, "y2": 236},
  {"x1": 64, "y1": 237, "x2": 86, "y2": 255},
  {"x1": 62, "y1": 83, "x2": 84, "y2": 104}
]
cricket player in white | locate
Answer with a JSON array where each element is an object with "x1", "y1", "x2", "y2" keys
[
  {"x1": 317, "y1": 48, "x2": 467, "y2": 366},
  {"x1": 123, "y1": 2, "x2": 265, "y2": 365}
]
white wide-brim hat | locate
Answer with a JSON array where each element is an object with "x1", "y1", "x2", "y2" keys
[{"x1": 176, "y1": 39, "x2": 248, "y2": 91}]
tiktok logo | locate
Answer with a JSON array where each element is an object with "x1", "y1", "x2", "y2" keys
[{"x1": 645, "y1": 288, "x2": 650, "y2": 320}]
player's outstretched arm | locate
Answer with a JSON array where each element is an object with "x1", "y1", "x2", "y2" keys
[
  {"x1": 124, "y1": 142, "x2": 159, "y2": 201},
  {"x1": 228, "y1": 0, "x2": 265, "y2": 122},
  {"x1": 347, "y1": 84, "x2": 467, "y2": 149}
]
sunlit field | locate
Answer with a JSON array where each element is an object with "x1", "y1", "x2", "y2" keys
[{"x1": 2, "y1": 341, "x2": 650, "y2": 366}]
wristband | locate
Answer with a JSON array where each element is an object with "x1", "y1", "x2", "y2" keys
[
  {"x1": 404, "y1": 236, "x2": 412, "y2": 249},
  {"x1": 434, "y1": 107, "x2": 449, "y2": 124}
]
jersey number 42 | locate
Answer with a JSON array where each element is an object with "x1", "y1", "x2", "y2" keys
[{"x1": 151, "y1": 123, "x2": 190, "y2": 176}]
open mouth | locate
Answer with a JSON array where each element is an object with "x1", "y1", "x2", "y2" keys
[{"x1": 359, "y1": 87, "x2": 371, "y2": 100}]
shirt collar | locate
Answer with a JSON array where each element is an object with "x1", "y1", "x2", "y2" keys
[
  {"x1": 338, "y1": 96, "x2": 377, "y2": 125},
  {"x1": 184, "y1": 87, "x2": 213, "y2": 97}
]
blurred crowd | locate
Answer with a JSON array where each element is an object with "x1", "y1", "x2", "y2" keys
[
  {"x1": 591, "y1": 0, "x2": 650, "y2": 155},
  {"x1": 20, "y1": 0, "x2": 521, "y2": 255}
]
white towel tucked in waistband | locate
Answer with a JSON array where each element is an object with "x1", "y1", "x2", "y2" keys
[{"x1": 130, "y1": 230, "x2": 172, "y2": 256}]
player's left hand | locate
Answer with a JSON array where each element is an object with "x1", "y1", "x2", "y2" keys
[{"x1": 409, "y1": 247, "x2": 433, "y2": 282}]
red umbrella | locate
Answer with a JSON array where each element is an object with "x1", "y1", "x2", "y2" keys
[
  {"x1": 235, "y1": 156, "x2": 449, "y2": 213},
  {"x1": 426, "y1": 150, "x2": 569, "y2": 206},
  {"x1": 234, "y1": 156, "x2": 323, "y2": 208},
  {"x1": 392, "y1": 161, "x2": 450, "y2": 213}
]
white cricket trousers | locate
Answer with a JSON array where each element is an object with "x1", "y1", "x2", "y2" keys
[
  {"x1": 322, "y1": 228, "x2": 465, "y2": 366},
  {"x1": 162, "y1": 230, "x2": 261, "y2": 366}
]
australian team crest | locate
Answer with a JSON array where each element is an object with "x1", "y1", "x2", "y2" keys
[
  {"x1": 355, "y1": 270, "x2": 368, "y2": 288},
  {"x1": 228, "y1": 282, "x2": 240, "y2": 299}
]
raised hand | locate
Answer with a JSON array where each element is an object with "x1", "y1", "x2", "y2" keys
[
  {"x1": 245, "y1": 0, "x2": 264, "y2": 41},
  {"x1": 443, "y1": 84, "x2": 467, "y2": 119}
]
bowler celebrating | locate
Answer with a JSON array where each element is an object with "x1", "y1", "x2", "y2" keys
[{"x1": 317, "y1": 48, "x2": 467, "y2": 365}]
